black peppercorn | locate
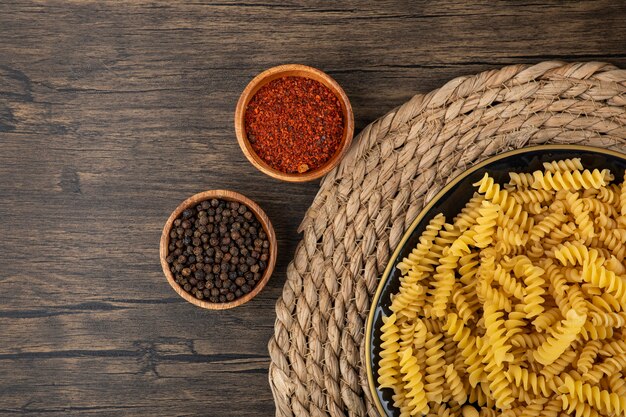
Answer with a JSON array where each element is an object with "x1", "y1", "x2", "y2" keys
[{"x1": 167, "y1": 198, "x2": 270, "y2": 304}]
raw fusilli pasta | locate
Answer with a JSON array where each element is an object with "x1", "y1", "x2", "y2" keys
[{"x1": 376, "y1": 159, "x2": 626, "y2": 416}]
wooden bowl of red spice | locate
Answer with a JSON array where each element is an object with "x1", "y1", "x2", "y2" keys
[{"x1": 235, "y1": 64, "x2": 354, "y2": 182}]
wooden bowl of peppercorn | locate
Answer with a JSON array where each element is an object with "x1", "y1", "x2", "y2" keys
[
  {"x1": 235, "y1": 64, "x2": 354, "y2": 182},
  {"x1": 160, "y1": 190, "x2": 277, "y2": 310}
]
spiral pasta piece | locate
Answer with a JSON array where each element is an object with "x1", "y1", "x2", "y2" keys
[
  {"x1": 514, "y1": 258, "x2": 546, "y2": 319},
  {"x1": 560, "y1": 375, "x2": 626, "y2": 416},
  {"x1": 472, "y1": 201, "x2": 499, "y2": 249},
  {"x1": 445, "y1": 364, "x2": 467, "y2": 405},
  {"x1": 485, "y1": 361, "x2": 515, "y2": 410},
  {"x1": 531, "y1": 169, "x2": 610, "y2": 191},
  {"x1": 564, "y1": 191, "x2": 595, "y2": 240},
  {"x1": 450, "y1": 229, "x2": 478, "y2": 257},
  {"x1": 398, "y1": 320, "x2": 418, "y2": 349},
  {"x1": 454, "y1": 194, "x2": 486, "y2": 232},
  {"x1": 540, "y1": 348, "x2": 577, "y2": 379},
  {"x1": 582, "y1": 197, "x2": 619, "y2": 218},
  {"x1": 529, "y1": 212, "x2": 567, "y2": 242},
  {"x1": 493, "y1": 264, "x2": 525, "y2": 300},
  {"x1": 589, "y1": 311, "x2": 626, "y2": 327},
  {"x1": 599, "y1": 339, "x2": 626, "y2": 356},
  {"x1": 509, "y1": 365, "x2": 559, "y2": 399},
  {"x1": 609, "y1": 372, "x2": 626, "y2": 396},
  {"x1": 431, "y1": 250, "x2": 458, "y2": 318},
  {"x1": 551, "y1": 242, "x2": 602, "y2": 266},
  {"x1": 399, "y1": 347, "x2": 430, "y2": 415},
  {"x1": 424, "y1": 333, "x2": 446, "y2": 403},
  {"x1": 541, "y1": 259, "x2": 568, "y2": 297},
  {"x1": 451, "y1": 284, "x2": 475, "y2": 323},
  {"x1": 576, "y1": 339, "x2": 601, "y2": 373},
  {"x1": 512, "y1": 189, "x2": 554, "y2": 206},
  {"x1": 482, "y1": 302, "x2": 513, "y2": 365},
  {"x1": 391, "y1": 283, "x2": 426, "y2": 319},
  {"x1": 495, "y1": 225, "x2": 524, "y2": 247},
  {"x1": 596, "y1": 212, "x2": 619, "y2": 229},
  {"x1": 509, "y1": 172, "x2": 535, "y2": 188},
  {"x1": 533, "y1": 309, "x2": 586, "y2": 366},
  {"x1": 621, "y1": 169, "x2": 626, "y2": 216},
  {"x1": 585, "y1": 352, "x2": 626, "y2": 382},
  {"x1": 532, "y1": 307, "x2": 562, "y2": 332},
  {"x1": 595, "y1": 184, "x2": 621, "y2": 206},
  {"x1": 590, "y1": 227, "x2": 626, "y2": 260},
  {"x1": 398, "y1": 213, "x2": 446, "y2": 275},
  {"x1": 543, "y1": 158, "x2": 584, "y2": 173},
  {"x1": 580, "y1": 322, "x2": 615, "y2": 341},
  {"x1": 378, "y1": 313, "x2": 401, "y2": 388},
  {"x1": 582, "y1": 260, "x2": 626, "y2": 304},
  {"x1": 560, "y1": 394, "x2": 602, "y2": 417}
]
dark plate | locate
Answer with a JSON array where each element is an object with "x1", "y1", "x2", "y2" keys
[{"x1": 365, "y1": 145, "x2": 626, "y2": 417}]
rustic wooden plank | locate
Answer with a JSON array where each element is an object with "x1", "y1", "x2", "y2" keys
[{"x1": 1, "y1": 0, "x2": 625, "y2": 415}]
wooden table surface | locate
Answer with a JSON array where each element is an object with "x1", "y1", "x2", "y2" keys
[{"x1": 1, "y1": 1, "x2": 625, "y2": 416}]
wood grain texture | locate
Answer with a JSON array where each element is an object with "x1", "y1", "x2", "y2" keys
[{"x1": 0, "y1": 1, "x2": 625, "y2": 416}]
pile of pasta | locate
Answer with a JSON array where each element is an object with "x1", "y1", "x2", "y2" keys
[{"x1": 377, "y1": 158, "x2": 626, "y2": 417}]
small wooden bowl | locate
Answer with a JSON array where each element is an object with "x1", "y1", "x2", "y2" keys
[
  {"x1": 160, "y1": 190, "x2": 277, "y2": 310},
  {"x1": 235, "y1": 64, "x2": 354, "y2": 182}
]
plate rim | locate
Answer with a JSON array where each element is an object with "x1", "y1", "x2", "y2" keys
[{"x1": 365, "y1": 144, "x2": 626, "y2": 417}]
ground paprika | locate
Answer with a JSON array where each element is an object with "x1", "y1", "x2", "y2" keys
[{"x1": 244, "y1": 76, "x2": 344, "y2": 174}]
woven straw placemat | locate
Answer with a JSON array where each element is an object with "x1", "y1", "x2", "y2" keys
[{"x1": 267, "y1": 61, "x2": 626, "y2": 417}]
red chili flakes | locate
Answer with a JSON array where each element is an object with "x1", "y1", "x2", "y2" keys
[{"x1": 244, "y1": 76, "x2": 344, "y2": 174}]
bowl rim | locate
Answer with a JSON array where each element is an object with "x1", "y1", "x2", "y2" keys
[
  {"x1": 234, "y1": 63, "x2": 355, "y2": 182},
  {"x1": 365, "y1": 144, "x2": 626, "y2": 416},
  {"x1": 159, "y1": 189, "x2": 277, "y2": 310}
]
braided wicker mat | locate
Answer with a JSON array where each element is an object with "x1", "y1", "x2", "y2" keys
[{"x1": 267, "y1": 61, "x2": 626, "y2": 417}]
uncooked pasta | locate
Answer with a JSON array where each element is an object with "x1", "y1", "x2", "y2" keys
[{"x1": 376, "y1": 158, "x2": 626, "y2": 417}]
